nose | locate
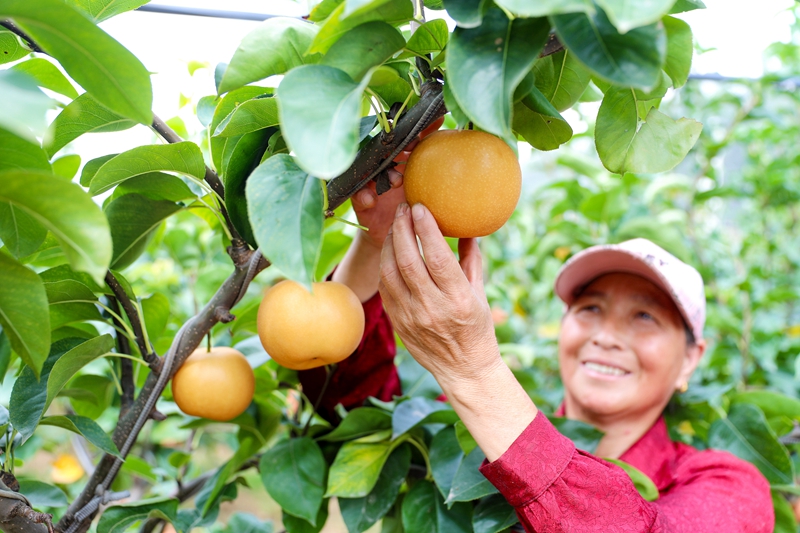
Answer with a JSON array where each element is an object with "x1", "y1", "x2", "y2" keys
[{"x1": 591, "y1": 323, "x2": 624, "y2": 351}]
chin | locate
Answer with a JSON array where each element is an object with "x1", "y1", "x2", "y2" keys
[{"x1": 569, "y1": 385, "x2": 631, "y2": 419}]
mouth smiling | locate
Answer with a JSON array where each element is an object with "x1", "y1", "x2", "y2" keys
[{"x1": 581, "y1": 360, "x2": 631, "y2": 378}]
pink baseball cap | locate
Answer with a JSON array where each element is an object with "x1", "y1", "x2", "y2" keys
[{"x1": 554, "y1": 238, "x2": 705, "y2": 340}]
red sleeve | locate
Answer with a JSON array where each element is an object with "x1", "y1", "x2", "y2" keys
[
  {"x1": 479, "y1": 412, "x2": 774, "y2": 533},
  {"x1": 298, "y1": 290, "x2": 401, "y2": 421}
]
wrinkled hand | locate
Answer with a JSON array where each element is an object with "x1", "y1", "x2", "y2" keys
[{"x1": 378, "y1": 202, "x2": 502, "y2": 387}]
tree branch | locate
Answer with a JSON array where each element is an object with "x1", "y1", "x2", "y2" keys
[
  {"x1": 104, "y1": 272, "x2": 156, "y2": 366},
  {"x1": 0, "y1": 20, "x2": 45, "y2": 54},
  {"x1": 57, "y1": 251, "x2": 269, "y2": 533},
  {"x1": 540, "y1": 33, "x2": 564, "y2": 58},
  {"x1": 106, "y1": 297, "x2": 135, "y2": 414}
]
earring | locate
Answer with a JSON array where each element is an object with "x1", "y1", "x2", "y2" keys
[{"x1": 678, "y1": 382, "x2": 688, "y2": 393}]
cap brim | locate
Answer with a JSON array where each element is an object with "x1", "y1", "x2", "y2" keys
[{"x1": 554, "y1": 248, "x2": 693, "y2": 331}]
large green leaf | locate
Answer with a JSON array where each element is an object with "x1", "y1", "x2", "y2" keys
[
  {"x1": 472, "y1": 494, "x2": 518, "y2": 533},
  {"x1": 309, "y1": 0, "x2": 413, "y2": 55},
  {"x1": 663, "y1": 16, "x2": 693, "y2": 88},
  {"x1": 533, "y1": 50, "x2": 593, "y2": 112},
  {"x1": 447, "y1": 9, "x2": 550, "y2": 144},
  {"x1": 445, "y1": 447, "x2": 498, "y2": 505},
  {"x1": 669, "y1": 0, "x2": 705, "y2": 13},
  {"x1": 595, "y1": 87, "x2": 701, "y2": 174},
  {"x1": 97, "y1": 497, "x2": 179, "y2": 533},
  {"x1": 0, "y1": 129, "x2": 50, "y2": 174},
  {"x1": 9, "y1": 337, "x2": 83, "y2": 438},
  {"x1": 392, "y1": 397, "x2": 459, "y2": 439},
  {"x1": 0, "y1": 330, "x2": 13, "y2": 386},
  {"x1": 209, "y1": 87, "x2": 271, "y2": 173},
  {"x1": 401, "y1": 480, "x2": 472, "y2": 533},
  {"x1": 550, "y1": 417, "x2": 604, "y2": 453},
  {"x1": 40, "y1": 414, "x2": 119, "y2": 456},
  {"x1": 282, "y1": 503, "x2": 328, "y2": 533},
  {"x1": 327, "y1": 441, "x2": 394, "y2": 498},
  {"x1": 17, "y1": 480, "x2": 68, "y2": 509},
  {"x1": 213, "y1": 97, "x2": 280, "y2": 138},
  {"x1": 223, "y1": 128, "x2": 273, "y2": 246},
  {"x1": 0, "y1": 253, "x2": 50, "y2": 377},
  {"x1": 260, "y1": 438, "x2": 327, "y2": 525},
  {"x1": 1, "y1": 0, "x2": 152, "y2": 124},
  {"x1": 772, "y1": 490, "x2": 798, "y2": 533},
  {"x1": 218, "y1": 18, "x2": 318, "y2": 95},
  {"x1": 320, "y1": 407, "x2": 392, "y2": 441},
  {"x1": 45, "y1": 279, "x2": 104, "y2": 330},
  {"x1": 321, "y1": 21, "x2": 405, "y2": 82},
  {"x1": 513, "y1": 89, "x2": 573, "y2": 151},
  {"x1": 46, "y1": 93, "x2": 137, "y2": 157},
  {"x1": 605, "y1": 458, "x2": 659, "y2": 501},
  {"x1": 44, "y1": 333, "x2": 113, "y2": 411},
  {"x1": 595, "y1": 0, "x2": 673, "y2": 33},
  {"x1": 731, "y1": 391, "x2": 800, "y2": 423},
  {"x1": 66, "y1": 374, "x2": 114, "y2": 420},
  {"x1": 220, "y1": 513, "x2": 274, "y2": 533},
  {"x1": 442, "y1": 0, "x2": 489, "y2": 28},
  {"x1": 0, "y1": 170, "x2": 112, "y2": 282},
  {"x1": 69, "y1": 0, "x2": 151, "y2": 23},
  {"x1": 404, "y1": 19, "x2": 449, "y2": 56},
  {"x1": 89, "y1": 142, "x2": 206, "y2": 195},
  {"x1": 339, "y1": 444, "x2": 410, "y2": 533},
  {"x1": 0, "y1": 30, "x2": 31, "y2": 65},
  {"x1": 495, "y1": 0, "x2": 592, "y2": 17},
  {"x1": 708, "y1": 403, "x2": 794, "y2": 485},
  {"x1": 552, "y1": 8, "x2": 666, "y2": 89},
  {"x1": 246, "y1": 155, "x2": 324, "y2": 287},
  {"x1": 277, "y1": 65, "x2": 371, "y2": 179},
  {"x1": 140, "y1": 292, "x2": 170, "y2": 343},
  {"x1": 104, "y1": 194, "x2": 184, "y2": 269},
  {"x1": 107, "y1": 173, "x2": 196, "y2": 204},
  {"x1": 80, "y1": 154, "x2": 117, "y2": 187},
  {"x1": 10, "y1": 58, "x2": 79, "y2": 99},
  {"x1": 0, "y1": 70, "x2": 56, "y2": 142},
  {"x1": 429, "y1": 427, "x2": 464, "y2": 499}
]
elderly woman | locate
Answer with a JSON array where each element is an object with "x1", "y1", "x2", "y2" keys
[{"x1": 299, "y1": 151, "x2": 774, "y2": 531}]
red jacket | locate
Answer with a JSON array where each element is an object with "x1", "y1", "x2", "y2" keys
[{"x1": 300, "y1": 292, "x2": 775, "y2": 532}]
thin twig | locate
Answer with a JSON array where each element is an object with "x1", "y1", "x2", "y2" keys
[
  {"x1": 0, "y1": 20, "x2": 45, "y2": 53},
  {"x1": 108, "y1": 296, "x2": 135, "y2": 414},
  {"x1": 104, "y1": 272, "x2": 157, "y2": 365},
  {"x1": 301, "y1": 365, "x2": 336, "y2": 436}
]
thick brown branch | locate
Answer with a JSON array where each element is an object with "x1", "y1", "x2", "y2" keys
[
  {"x1": 107, "y1": 297, "x2": 135, "y2": 414},
  {"x1": 104, "y1": 272, "x2": 155, "y2": 364},
  {"x1": 0, "y1": 20, "x2": 45, "y2": 54},
  {"x1": 58, "y1": 252, "x2": 269, "y2": 533}
]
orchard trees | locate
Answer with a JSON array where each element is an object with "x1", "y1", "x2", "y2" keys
[{"x1": 1, "y1": 0, "x2": 800, "y2": 532}]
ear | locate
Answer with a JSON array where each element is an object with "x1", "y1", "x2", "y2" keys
[{"x1": 675, "y1": 339, "x2": 706, "y2": 390}]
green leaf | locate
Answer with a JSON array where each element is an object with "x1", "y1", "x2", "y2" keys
[
  {"x1": 97, "y1": 497, "x2": 179, "y2": 533},
  {"x1": 669, "y1": 0, "x2": 705, "y2": 13},
  {"x1": 472, "y1": 494, "x2": 517, "y2": 533},
  {"x1": 447, "y1": 9, "x2": 550, "y2": 144},
  {"x1": 89, "y1": 142, "x2": 206, "y2": 196},
  {"x1": 260, "y1": 438, "x2": 327, "y2": 525},
  {"x1": 495, "y1": 0, "x2": 592, "y2": 17},
  {"x1": 533, "y1": 50, "x2": 593, "y2": 112},
  {"x1": 46, "y1": 93, "x2": 137, "y2": 157},
  {"x1": 283, "y1": 503, "x2": 328, "y2": 533},
  {"x1": 1, "y1": 0, "x2": 152, "y2": 124},
  {"x1": 327, "y1": 441, "x2": 394, "y2": 498},
  {"x1": 0, "y1": 198, "x2": 48, "y2": 260},
  {"x1": 45, "y1": 278, "x2": 104, "y2": 330},
  {"x1": 320, "y1": 407, "x2": 392, "y2": 441},
  {"x1": 10, "y1": 58, "x2": 78, "y2": 99},
  {"x1": 339, "y1": 444, "x2": 411, "y2": 533},
  {"x1": 9, "y1": 337, "x2": 82, "y2": 439},
  {"x1": 595, "y1": 0, "x2": 673, "y2": 33},
  {"x1": 221, "y1": 513, "x2": 274, "y2": 533},
  {"x1": 108, "y1": 173, "x2": 196, "y2": 204},
  {"x1": 218, "y1": 18, "x2": 318, "y2": 94},
  {"x1": 80, "y1": 154, "x2": 117, "y2": 187},
  {"x1": 213, "y1": 97, "x2": 280, "y2": 138},
  {"x1": 429, "y1": 426, "x2": 464, "y2": 499},
  {"x1": 663, "y1": 16, "x2": 692, "y2": 88},
  {"x1": 17, "y1": 479, "x2": 68, "y2": 509},
  {"x1": 550, "y1": 417, "x2": 604, "y2": 453},
  {"x1": 404, "y1": 19, "x2": 449, "y2": 56},
  {"x1": 442, "y1": 0, "x2": 489, "y2": 28},
  {"x1": 223, "y1": 128, "x2": 273, "y2": 246},
  {"x1": 595, "y1": 87, "x2": 702, "y2": 175},
  {"x1": 708, "y1": 403, "x2": 794, "y2": 485},
  {"x1": 552, "y1": 8, "x2": 666, "y2": 89},
  {"x1": 52, "y1": 155, "x2": 82, "y2": 180},
  {"x1": 446, "y1": 446, "x2": 498, "y2": 505},
  {"x1": 454, "y1": 420, "x2": 478, "y2": 455},
  {"x1": 392, "y1": 397, "x2": 459, "y2": 439},
  {"x1": 70, "y1": 0, "x2": 151, "y2": 23},
  {"x1": 200, "y1": 436, "x2": 262, "y2": 517},
  {"x1": 513, "y1": 89, "x2": 573, "y2": 151},
  {"x1": 0, "y1": 128, "x2": 50, "y2": 174},
  {"x1": 0, "y1": 70, "x2": 56, "y2": 142},
  {"x1": 401, "y1": 480, "x2": 472, "y2": 533},
  {"x1": 40, "y1": 414, "x2": 119, "y2": 456},
  {"x1": 731, "y1": 391, "x2": 800, "y2": 423},
  {"x1": 277, "y1": 65, "x2": 371, "y2": 179},
  {"x1": 0, "y1": 253, "x2": 49, "y2": 377},
  {"x1": 44, "y1": 333, "x2": 113, "y2": 411},
  {"x1": 67, "y1": 374, "x2": 114, "y2": 419},
  {"x1": 105, "y1": 194, "x2": 183, "y2": 270},
  {"x1": 0, "y1": 30, "x2": 31, "y2": 65},
  {"x1": 0, "y1": 331, "x2": 13, "y2": 385},
  {"x1": 309, "y1": 0, "x2": 413, "y2": 55},
  {"x1": 245, "y1": 155, "x2": 324, "y2": 287},
  {"x1": 321, "y1": 21, "x2": 405, "y2": 82},
  {"x1": 141, "y1": 292, "x2": 169, "y2": 343},
  {"x1": 210, "y1": 87, "x2": 272, "y2": 173},
  {"x1": 772, "y1": 490, "x2": 798, "y2": 533},
  {"x1": 605, "y1": 458, "x2": 659, "y2": 501}
]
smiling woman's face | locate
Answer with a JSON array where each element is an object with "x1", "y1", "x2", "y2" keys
[{"x1": 558, "y1": 272, "x2": 702, "y2": 425}]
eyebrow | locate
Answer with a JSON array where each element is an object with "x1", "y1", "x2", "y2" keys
[{"x1": 576, "y1": 289, "x2": 670, "y2": 311}]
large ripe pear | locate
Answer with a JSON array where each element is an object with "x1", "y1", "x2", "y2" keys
[
  {"x1": 257, "y1": 280, "x2": 365, "y2": 370},
  {"x1": 403, "y1": 130, "x2": 522, "y2": 238},
  {"x1": 172, "y1": 347, "x2": 255, "y2": 421}
]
